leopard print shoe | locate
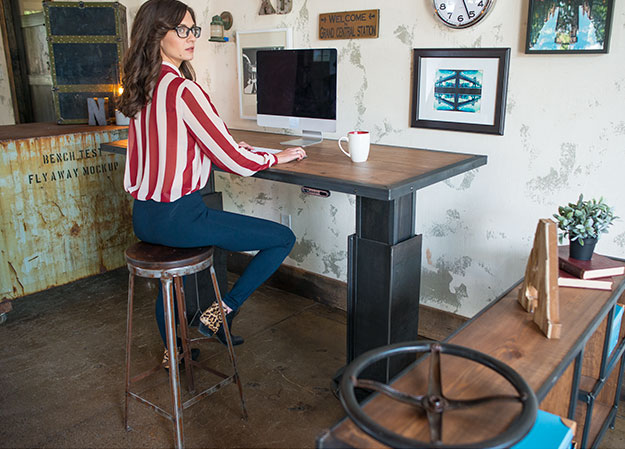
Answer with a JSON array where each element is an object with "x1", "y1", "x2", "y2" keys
[
  {"x1": 162, "y1": 347, "x2": 200, "y2": 371},
  {"x1": 162, "y1": 348, "x2": 176, "y2": 369},
  {"x1": 198, "y1": 302, "x2": 244, "y2": 346},
  {"x1": 198, "y1": 301, "x2": 223, "y2": 336}
]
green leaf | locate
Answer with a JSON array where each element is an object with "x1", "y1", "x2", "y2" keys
[{"x1": 555, "y1": 194, "x2": 617, "y2": 243}]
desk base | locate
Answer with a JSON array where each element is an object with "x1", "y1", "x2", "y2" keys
[{"x1": 348, "y1": 233, "x2": 422, "y2": 383}]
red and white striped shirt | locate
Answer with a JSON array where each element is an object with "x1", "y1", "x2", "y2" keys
[{"x1": 124, "y1": 62, "x2": 277, "y2": 202}]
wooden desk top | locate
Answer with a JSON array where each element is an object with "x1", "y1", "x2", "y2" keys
[
  {"x1": 320, "y1": 275, "x2": 625, "y2": 447},
  {"x1": 100, "y1": 129, "x2": 487, "y2": 201}
]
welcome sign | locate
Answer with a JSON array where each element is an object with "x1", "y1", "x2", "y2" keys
[{"x1": 319, "y1": 9, "x2": 379, "y2": 40}]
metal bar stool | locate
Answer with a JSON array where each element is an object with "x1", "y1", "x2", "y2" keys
[{"x1": 124, "y1": 242, "x2": 247, "y2": 449}]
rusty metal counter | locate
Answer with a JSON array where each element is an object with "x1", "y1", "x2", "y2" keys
[{"x1": 0, "y1": 123, "x2": 131, "y2": 303}]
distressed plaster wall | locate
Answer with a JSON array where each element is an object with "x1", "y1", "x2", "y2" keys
[
  {"x1": 195, "y1": 0, "x2": 625, "y2": 318},
  {"x1": 0, "y1": 31, "x2": 16, "y2": 125},
  {"x1": 15, "y1": 0, "x2": 622, "y2": 317}
]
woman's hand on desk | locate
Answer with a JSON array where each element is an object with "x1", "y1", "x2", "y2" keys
[
  {"x1": 275, "y1": 147, "x2": 307, "y2": 164},
  {"x1": 239, "y1": 140, "x2": 306, "y2": 163}
]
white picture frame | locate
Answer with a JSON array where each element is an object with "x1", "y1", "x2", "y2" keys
[
  {"x1": 417, "y1": 57, "x2": 499, "y2": 127},
  {"x1": 236, "y1": 28, "x2": 293, "y2": 120}
]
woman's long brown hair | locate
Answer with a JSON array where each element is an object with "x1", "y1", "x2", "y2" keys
[{"x1": 118, "y1": 0, "x2": 196, "y2": 118}]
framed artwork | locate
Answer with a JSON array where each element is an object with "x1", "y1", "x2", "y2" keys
[
  {"x1": 411, "y1": 48, "x2": 510, "y2": 135},
  {"x1": 236, "y1": 28, "x2": 293, "y2": 120},
  {"x1": 525, "y1": 0, "x2": 614, "y2": 54}
]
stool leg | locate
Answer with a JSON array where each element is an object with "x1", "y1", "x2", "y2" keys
[
  {"x1": 174, "y1": 276, "x2": 195, "y2": 394},
  {"x1": 162, "y1": 277, "x2": 184, "y2": 449},
  {"x1": 124, "y1": 272, "x2": 135, "y2": 431},
  {"x1": 209, "y1": 265, "x2": 248, "y2": 420}
]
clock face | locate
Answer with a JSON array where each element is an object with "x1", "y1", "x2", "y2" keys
[{"x1": 433, "y1": 0, "x2": 494, "y2": 29}]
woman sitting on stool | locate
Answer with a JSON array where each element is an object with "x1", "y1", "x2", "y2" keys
[{"x1": 118, "y1": 0, "x2": 306, "y2": 365}]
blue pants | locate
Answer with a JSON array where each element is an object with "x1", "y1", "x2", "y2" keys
[{"x1": 132, "y1": 190, "x2": 296, "y2": 345}]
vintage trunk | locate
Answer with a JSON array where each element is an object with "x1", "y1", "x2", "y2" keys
[
  {"x1": 43, "y1": 1, "x2": 128, "y2": 124},
  {"x1": 0, "y1": 124, "x2": 132, "y2": 302}
]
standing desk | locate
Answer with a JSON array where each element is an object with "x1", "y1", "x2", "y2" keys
[{"x1": 100, "y1": 129, "x2": 486, "y2": 382}]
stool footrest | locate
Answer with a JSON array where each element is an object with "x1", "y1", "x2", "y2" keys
[
  {"x1": 130, "y1": 363, "x2": 164, "y2": 385},
  {"x1": 128, "y1": 375, "x2": 236, "y2": 417},
  {"x1": 191, "y1": 360, "x2": 230, "y2": 379},
  {"x1": 189, "y1": 336, "x2": 223, "y2": 344},
  {"x1": 128, "y1": 391, "x2": 174, "y2": 422},
  {"x1": 129, "y1": 357, "x2": 230, "y2": 386},
  {"x1": 183, "y1": 377, "x2": 235, "y2": 409}
]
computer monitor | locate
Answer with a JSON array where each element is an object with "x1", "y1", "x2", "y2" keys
[{"x1": 256, "y1": 48, "x2": 337, "y2": 147}]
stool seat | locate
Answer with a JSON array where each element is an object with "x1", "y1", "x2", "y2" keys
[{"x1": 125, "y1": 242, "x2": 214, "y2": 271}]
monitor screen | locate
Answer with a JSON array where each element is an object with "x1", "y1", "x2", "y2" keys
[{"x1": 256, "y1": 48, "x2": 337, "y2": 146}]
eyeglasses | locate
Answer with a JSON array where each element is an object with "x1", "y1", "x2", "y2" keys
[{"x1": 173, "y1": 25, "x2": 201, "y2": 39}]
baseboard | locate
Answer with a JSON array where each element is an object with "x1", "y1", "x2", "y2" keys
[
  {"x1": 227, "y1": 251, "x2": 468, "y2": 341},
  {"x1": 417, "y1": 304, "x2": 468, "y2": 341}
]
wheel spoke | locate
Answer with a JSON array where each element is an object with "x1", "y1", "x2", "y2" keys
[
  {"x1": 426, "y1": 409, "x2": 443, "y2": 443},
  {"x1": 428, "y1": 344, "x2": 443, "y2": 397},
  {"x1": 446, "y1": 394, "x2": 523, "y2": 410},
  {"x1": 339, "y1": 342, "x2": 537, "y2": 449},
  {"x1": 352, "y1": 377, "x2": 426, "y2": 409}
]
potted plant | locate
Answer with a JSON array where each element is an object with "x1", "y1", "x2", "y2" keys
[{"x1": 553, "y1": 194, "x2": 618, "y2": 260}]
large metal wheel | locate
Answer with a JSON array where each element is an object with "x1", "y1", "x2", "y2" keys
[{"x1": 340, "y1": 341, "x2": 537, "y2": 449}]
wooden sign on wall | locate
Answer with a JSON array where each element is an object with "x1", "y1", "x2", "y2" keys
[{"x1": 319, "y1": 10, "x2": 379, "y2": 40}]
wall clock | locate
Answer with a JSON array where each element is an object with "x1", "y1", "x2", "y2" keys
[{"x1": 433, "y1": 0, "x2": 495, "y2": 29}]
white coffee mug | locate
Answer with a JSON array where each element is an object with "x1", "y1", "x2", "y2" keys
[{"x1": 338, "y1": 131, "x2": 370, "y2": 163}]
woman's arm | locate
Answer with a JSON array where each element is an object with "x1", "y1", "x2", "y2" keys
[
  {"x1": 238, "y1": 141, "x2": 306, "y2": 164},
  {"x1": 180, "y1": 82, "x2": 277, "y2": 176}
]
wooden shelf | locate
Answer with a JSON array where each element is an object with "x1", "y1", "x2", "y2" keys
[
  {"x1": 580, "y1": 374, "x2": 597, "y2": 398},
  {"x1": 318, "y1": 275, "x2": 625, "y2": 449},
  {"x1": 575, "y1": 400, "x2": 614, "y2": 447}
]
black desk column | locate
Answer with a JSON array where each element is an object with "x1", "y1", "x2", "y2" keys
[{"x1": 348, "y1": 192, "x2": 422, "y2": 382}]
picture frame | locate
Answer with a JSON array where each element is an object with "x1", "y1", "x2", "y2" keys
[
  {"x1": 411, "y1": 48, "x2": 510, "y2": 135},
  {"x1": 525, "y1": 0, "x2": 614, "y2": 54},
  {"x1": 236, "y1": 28, "x2": 293, "y2": 120}
]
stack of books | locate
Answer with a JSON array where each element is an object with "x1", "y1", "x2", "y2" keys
[{"x1": 557, "y1": 246, "x2": 625, "y2": 291}]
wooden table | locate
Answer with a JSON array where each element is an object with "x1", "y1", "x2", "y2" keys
[
  {"x1": 318, "y1": 274, "x2": 625, "y2": 448},
  {"x1": 101, "y1": 129, "x2": 487, "y2": 382}
]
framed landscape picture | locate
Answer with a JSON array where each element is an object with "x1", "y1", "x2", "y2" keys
[
  {"x1": 411, "y1": 48, "x2": 510, "y2": 135},
  {"x1": 236, "y1": 28, "x2": 292, "y2": 120},
  {"x1": 525, "y1": 0, "x2": 614, "y2": 53}
]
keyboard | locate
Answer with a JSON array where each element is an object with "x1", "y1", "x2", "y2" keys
[{"x1": 251, "y1": 146, "x2": 281, "y2": 154}]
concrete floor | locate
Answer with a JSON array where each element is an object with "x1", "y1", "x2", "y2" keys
[
  {"x1": 0, "y1": 268, "x2": 346, "y2": 448},
  {"x1": 1, "y1": 267, "x2": 625, "y2": 448}
]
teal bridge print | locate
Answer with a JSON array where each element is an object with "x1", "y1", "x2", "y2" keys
[{"x1": 434, "y1": 69, "x2": 483, "y2": 113}]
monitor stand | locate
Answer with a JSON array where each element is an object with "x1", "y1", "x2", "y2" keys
[{"x1": 280, "y1": 130, "x2": 323, "y2": 147}]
